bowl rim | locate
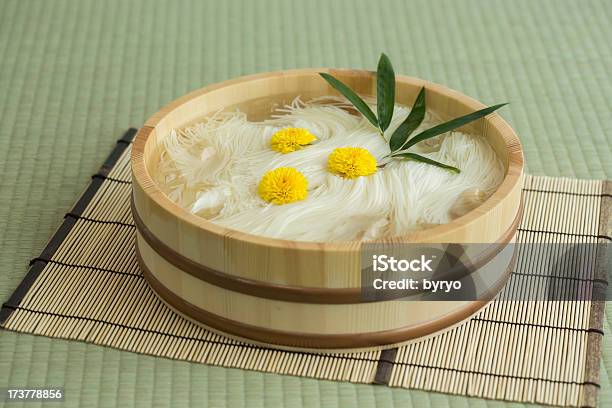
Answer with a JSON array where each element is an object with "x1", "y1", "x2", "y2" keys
[{"x1": 132, "y1": 68, "x2": 524, "y2": 251}]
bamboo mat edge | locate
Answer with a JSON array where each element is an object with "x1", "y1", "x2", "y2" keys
[
  {"x1": 585, "y1": 179, "x2": 612, "y2": 407},
  {"x1": 0, "y1": 129, "x2": 138, "y2": 326}
]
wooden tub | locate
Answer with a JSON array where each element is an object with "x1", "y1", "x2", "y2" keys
[{"x1": 131, "y1": 69, "x2": 524, "y2": 351}]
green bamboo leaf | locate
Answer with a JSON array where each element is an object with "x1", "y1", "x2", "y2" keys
[
  {"x1": 392, "y1": 152, "x2": 460, "y2": 173},
  {"x1": 319, "y1": 73, "x2": 378, "y2": 129},
  {"x1": 400, "y1": 103, "x2": 508, "y2": 151},
  {"x1": 376, "y1": 53, "x2": 395, "y2": 132},
  {"x1": 389, "y1": 87, "x2": 426, "y2": 152}
]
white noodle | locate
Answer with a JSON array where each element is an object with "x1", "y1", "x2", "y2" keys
[{"x1": 155, "y1": 97, "x2": 505, "y2": 242}]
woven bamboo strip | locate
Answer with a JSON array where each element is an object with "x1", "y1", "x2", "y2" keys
[{"x1": 388, "y1": 175, "x2": 604, "y2": 406}]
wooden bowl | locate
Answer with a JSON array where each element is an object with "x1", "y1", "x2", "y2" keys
[{"x1": 131, "y1": 69, "x2": 524, "y2": 351}]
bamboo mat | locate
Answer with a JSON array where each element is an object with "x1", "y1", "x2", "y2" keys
[{"x1": 0, "y1": 130, "x2": 609, "y2": 407}]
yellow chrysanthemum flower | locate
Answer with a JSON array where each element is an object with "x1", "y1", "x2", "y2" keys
[
  {"x1": 270, "y1": 127, "x2": 317, "y2": 153},
  {"x1": 328, "y1": 147, "x2": 377, "y2": 178},
  {"x1": 258, "y1": 167, "x2": 308, "y2": 205}
]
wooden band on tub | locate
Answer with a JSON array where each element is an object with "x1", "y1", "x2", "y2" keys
[
  {"x1": 137, "y1": 244, "x2": 516, "y2": 350},
  {"x1": 132, "y1": 197, "x2": 522, "y2": 304}
]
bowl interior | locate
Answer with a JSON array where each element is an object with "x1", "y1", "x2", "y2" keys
[{"x1": 137, "y1": 69, "x2": 523, "y2": 245}]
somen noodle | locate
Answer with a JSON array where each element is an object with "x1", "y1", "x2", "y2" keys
[{"x1": 155, "y1": 97, "x2": 504, "y2": 242}]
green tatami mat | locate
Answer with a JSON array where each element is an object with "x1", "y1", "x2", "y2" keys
[{"x1": 1, "y1": 0, "x2": 611, "y2": 407}]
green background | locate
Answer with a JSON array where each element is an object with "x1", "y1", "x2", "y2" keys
[{"x1": 1, "y1": 0, "x2": 610, "y2": 406}]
